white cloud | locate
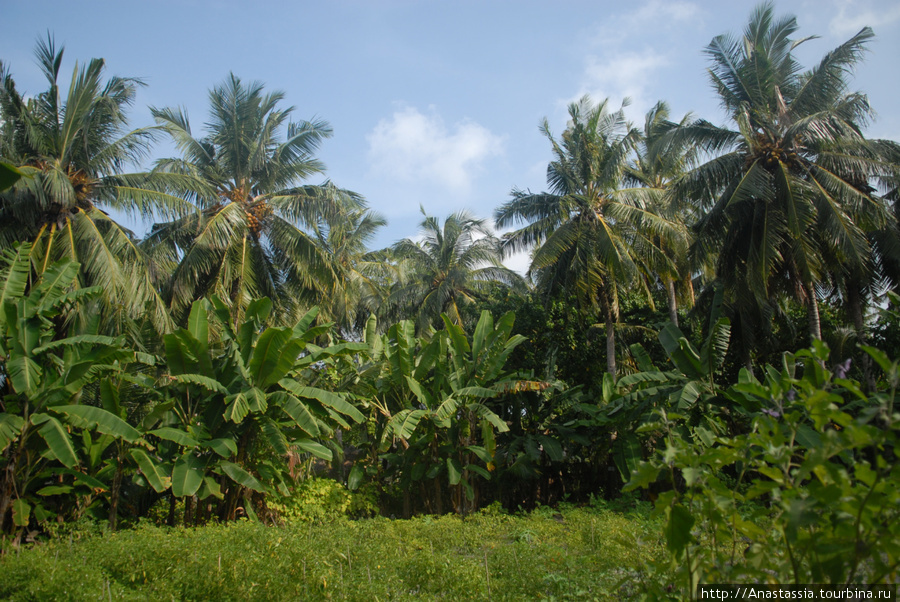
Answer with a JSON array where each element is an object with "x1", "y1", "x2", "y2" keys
[
  {"x1": 828, "y1": 0, "x2": 900, "y2": 36},
  {"x1": 588, "y1": 0, "x2": 703, "y2": 47},
  {"x1": 366, "y1": 105, "x2": 504, "y2": 191},
  {"x1": 630, "y1": 0, "x2": 702, "y2": 27},
  {"x1": 574, "y1": 50, "x2": 669, "y2": 119},
  {"x1": 568, "y1": 0, "x2": 701, "y2": 120}
]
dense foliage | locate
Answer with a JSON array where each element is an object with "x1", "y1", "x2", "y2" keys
[{"x1": 2, "y1": 2, "x2": 900, "y2": 595}]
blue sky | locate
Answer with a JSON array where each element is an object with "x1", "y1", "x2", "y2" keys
[{"x1": 3, "y1": 0, "x2": 899, "y2": 272}]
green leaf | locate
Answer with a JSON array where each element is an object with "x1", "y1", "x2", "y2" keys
[
  {"x1": 36, "y1": 485, "x2": 73, "y2": 496},
  {"x1": 140, "y1": 401, "x2": 175, "y2": 430},
  {"x1": 455, "y1": 386, "x2": 499, "y2": 399},
  {"x1": 0, "y1": 413, "x2": 25, "y2": 454},
  {"x1": 187, "y1": 300, "x2": 209, "y2": 356},
  {"x1": 163, "y1": 331, "x2": 198, "y2": 376},
  {"x1": 0, "y1": 161, "x2": 26, "y2": 191},
  {"x1": 274, "y1": 392, "x2": 320, "y2": 437},
  {"x1": 245, "y1": 387, "x2": 268, "y2": 413},
  {"x1": 206, "y1": 437, "x2": 238, "y2": 458},
  {"x1": 258, "y1": 418, "x2": 288, "y2": 455},
  {"x1": 389, "y1": 409, "x2": 426, "y2": 439},
  {"x1": 198, "y1": 475, "x2": 224, "y2": 500},
  {"x1": 293, "y1": 306, "x2": 320, "y2": 337},
  {"x1": 238, "y1": 298, "x2": 273, "y2": 361},
  {"x1": 441, "y1": 314, "x2": 471, "y2": 357},
  {"x1": 56, "y1": 405, "x2": 141, "y2": 443},
  {"x1": 129, "y1": 448, "x2": 171, "y2": 493},
  {"x1": 63, "y1": 469, "x2": 107, "y2": 491},
  {"x1": 434, "y1": 396, "x2": 459, "y2": 422},
  {"x1": 171, "y1": 373, "x2": 228, "y2": 394},
  {"x1": 413, "y1": 337, "x2": 441, "y2": 381},
  {"x1": 629, "y1": 343, "x2": 656, "y2": 372},
  {"x1": 658, "y1": 324, "x2": 703, "y2": 378},
  {"x1": 12, "y1": 499, "x2": 31, "y2": 527},
  {"x1": 0, "y1": 244, "x2": 32, "y2": 334},
  {"x1": 219, "y1": 461, "x2": 267, "y2": 492},
  {"x1": 34, "y1": 259, "x2": 80, "y2": 311},
  {"x1": 624, "y1": 461, "x2": 662, "y2": 491},
  {"x1": 209, "y1": 296, "x2": 236, "y2": 341},
  {"x1": 348, "y1": 463, "x2": 365, "y2": 491},
  {"x1": 294, "y1": 439, "x2": 333, "y2": 461},
  {"x1": 249, "y1": 327, "x2": 303, "y2": 388},
  {"x1": 472, "y1": 404, "x2": 508, "y2": 433},
  {"x1": 466, "y1": 445, "x2": 493, "y2": 464},
  {"x1": 7, "y1": 356, "x2": 42, "y2": 395},
  {"x1": 171, "y1": 452, "x2": 204, "y2": 497},
  {"x1": 860, "y1": 345, "x2": 894, "y2": 379},
  {"x1": 278, "y1": 381, "x2": 363, "y2": 423},
  {"x1": 472, "y1": 310, "x2": 493, "y2": 360},
  {"x1": 538, "y1": 435, "x2": 564, "y2": 462},
  {"x1": 32, "y1": 335, "x2": 121, "y2": 355},
  {"x1": 447, "y1": 458, "x2": 462, "y2": 485},
  {"x1": 613, "y1": 435, "x2": 642, "y2": 483},
  {"x1": 405, "y1": 375, "x2": 432, "y2": 407},
  {"x1": 37, "y1": 416, "x2": 78, "y2": 467},
  {"x1": 665, "y1": 504, "x2": 695, "y2": 555},
  {"x1": 224, "y1": 392, "x2": 250, "y2": 423},
  {"x1": 465, "y1": 464, "x2": 491, "y2": 480},
  {"x1": 149, "y1": 427, "x2": 200, "y2": 448}
]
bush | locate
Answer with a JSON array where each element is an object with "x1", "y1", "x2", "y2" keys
[
  {"x1": 267, "y1": 478, "x2": 378, "y2": 524},
  {"x1": 627, "y1": 342, "x2": 900, "y2": 597}
]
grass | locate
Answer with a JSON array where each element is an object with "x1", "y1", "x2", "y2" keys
[{"x1": 0, "y1": 504, "x2": 664, "y2": 601}]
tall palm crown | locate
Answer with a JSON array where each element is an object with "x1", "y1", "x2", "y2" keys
[
  {"x1": 311, "y1": 201, "x2": 389, "y2": 339},
  {"x1": 145, "y1": 74, "x2": 356, "y2": 326},
  {"x1": 389, "y1": 210, "x2": 524, "y2": 334},
  {"x1": 625, "y1": 101, "x2": 698, "y2": 325},
  {"x1": 0, "y1": 38, "x2": 183, "y2": 332},
  {"x1": 495, "y1": 96, "x2": 675, "y2": 374},
  {"x1": 677, "y1": 2, "x2": 890, "y2": 342}
]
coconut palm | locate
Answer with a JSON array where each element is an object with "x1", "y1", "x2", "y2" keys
[
  {"x1": 674, "y1": 3, "x2": 892, "y2": 343},
  {"x1": 0, "y1": 37, "x2": 187, "y2": 333},
  {"x1": 310, "y1": 200, "x2": 390, "y2": 339},
  {"x1": 495, "y1": 96, "x2": 677, "y2": 375},
  {"x1": 625, "y1": 101, "x2": 698, "y2": 326},
  {"x1": 144, "y1": 74, "x2": 357, "y2": 326},
  {"x1": 388, "y1": 210, "x2": 524, "y2": 334}
]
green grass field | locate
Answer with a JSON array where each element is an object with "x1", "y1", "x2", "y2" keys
[{"x1": 0, "y1": 505, "x2": 664, "y2": 601}]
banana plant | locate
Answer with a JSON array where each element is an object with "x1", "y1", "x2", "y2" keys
[
  {"x1": 350, "y1": 310, "x2": 540, "y2": 515},
  {"x1": 603, "y1": 288, "x2": 733, "y2": 482},
  {"x1": 143, "y1": 295, "x2": 366, "y2": 522},
  {"x1": 0, "y1": 245, "x2": 151, "y2": 533}
]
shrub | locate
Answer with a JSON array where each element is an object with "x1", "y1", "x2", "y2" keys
[
  {"x1": 627, "y1": 342, "x2": 900, "y2": 597},
  {"x1": 267, "y1": 478, "x2": 378, "y2": 524}
]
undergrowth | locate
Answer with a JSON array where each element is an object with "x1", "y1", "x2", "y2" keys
[{"x1": 0, "y1": 506, "x2": 663, "y2": 601}]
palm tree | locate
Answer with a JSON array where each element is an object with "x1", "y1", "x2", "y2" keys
[
  {"x1": 495, "y1": 96, "x2": 676, "y2": 375},
  {"x1": 625, "y1": 101, "x2": 698, "y2": 326},
  {"x1": 388, "y1": 210, "x2": 524, "y2": 334},
  {"x1": 310, "y1": 200, "x2": 390, "y2": 339},
  {"x1": 144, "y1": 74, "x2": 357, "y2": 326},
  {"x1": 0, "y1": 37, "x2": 186, "y2": 333},
  {"x1": 674, "y1": 3, "x2": 892, "y2": 344}
]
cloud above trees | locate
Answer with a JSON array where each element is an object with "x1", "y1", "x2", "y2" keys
[{"x1": 366, "y1": 105, "x2": 504, "y2": 192}]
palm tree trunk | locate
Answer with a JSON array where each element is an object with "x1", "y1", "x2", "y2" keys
[
  {"x1": 601, "y1": 296, "x2": 616, "y2": 376},
  {"x1": 806, "y1": 282, "x2": 822, "y2": 342},
  {"x1": 847, "y1": 282, "x2": 876, "y2": 391},
  {"x1": 666, "y1": 277, "x2": 678, "y2": 326}
]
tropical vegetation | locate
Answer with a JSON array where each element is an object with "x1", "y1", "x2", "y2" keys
[{"x1": 2, "y1": 3, "x2": 900, "y2": 597}]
